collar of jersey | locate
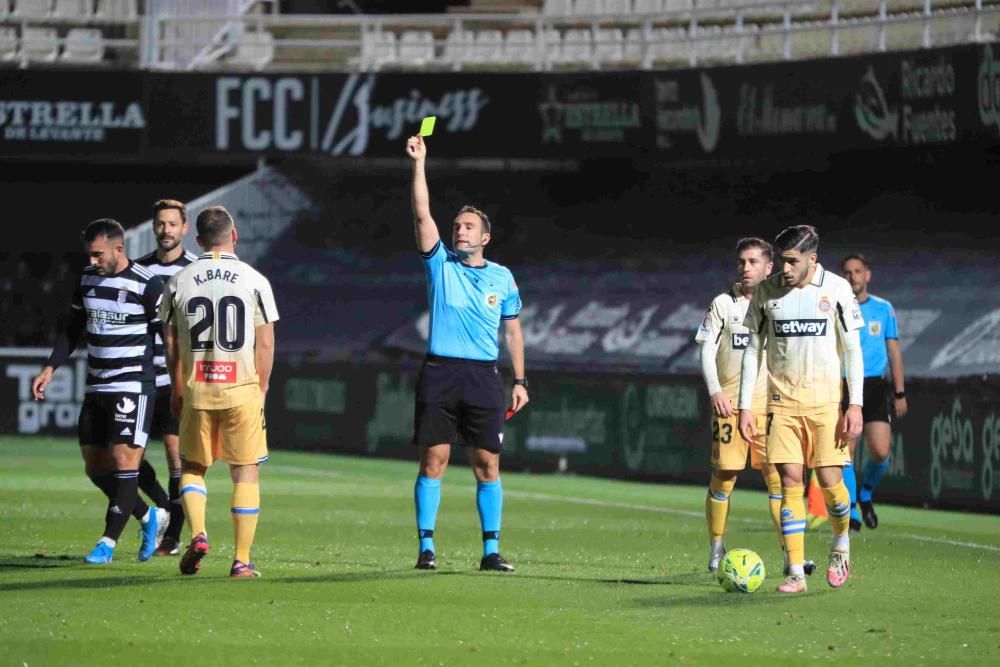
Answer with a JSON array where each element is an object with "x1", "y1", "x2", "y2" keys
[
  {"x1": 809, "y1": 263, "x2": 826, "y2": 286},
  {"x1": 198, "y1": 251, "x2": 239, "y2": 261}
]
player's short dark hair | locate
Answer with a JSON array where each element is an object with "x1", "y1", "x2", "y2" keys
[
  {"x1": 735, "y1": 237, "x2": 772, "y2": 262},
  {"x1": 841, "y1": 253, "x2": 869, "y2": 269},
  {"x1": 196, "y1": 206, "x2": 234, "y2": 245},
  {"x1": 457, "y1": 205, "x2": 491, "y2": 234},
  {"x1": 774, "y1": 225, "x2": 819, "y2": 254},
  {"x1": 153, "y1": 198, "x2": 187, "y2": 223},
  {"x1": 81, "y1": 218, "x2": 124, "y2": 244}
]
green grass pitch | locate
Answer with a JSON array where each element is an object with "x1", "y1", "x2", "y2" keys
[{"x1": 2, "y1": 436, "x2": 999, "y2": 666}]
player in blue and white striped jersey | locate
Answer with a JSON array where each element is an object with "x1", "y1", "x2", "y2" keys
[
  {"x1": 134, "y1": 199, "x2": 198, "y2": 556},
  {"x1": 32, "y1": 219, "x2": 169, "y2": 565}
]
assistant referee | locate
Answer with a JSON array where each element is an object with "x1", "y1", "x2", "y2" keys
[{"x1": 405, "y1": 134, "x2": 528, "y2": 573}]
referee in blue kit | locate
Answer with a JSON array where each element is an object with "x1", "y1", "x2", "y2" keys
[{"x1": 405, "y1": 134, "x2": 529, "y2": 573}]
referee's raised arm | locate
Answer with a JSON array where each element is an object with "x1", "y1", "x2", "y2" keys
[{"x1": 406, "y1": 135, "x2": 440, "y2": 254}]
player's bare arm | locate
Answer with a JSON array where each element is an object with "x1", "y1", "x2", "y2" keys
[
  {"x1": 886, "y1": 338, "x2": 907, "y2": 418},
  {"x1": 255, "y1": 322, "x2": 276, "y2": 403},
  {"x1": 164, "y1": 323, "x2": 183, "y2": 417},
  {"x1": 504, "y1": 317, "x2": 529, "y2": 414},
  {"x1": 31, "y1": 366, "x2": 54, "y2": 401},
  {"x1": 407, "y1": 135, "x2": 440, "y2": 254}
]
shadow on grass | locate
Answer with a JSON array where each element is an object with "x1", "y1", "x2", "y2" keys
[
  {"x1": 633, "y1": 586, "x2": 834, "y2": 609},
  {"x1": 0, "y1": 554, "x2": 83, "y2": 571}
]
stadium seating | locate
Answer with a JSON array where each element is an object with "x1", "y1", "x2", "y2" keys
[
  {"x1": 94, "y1": 0, "x2": 137, "y2": 23},
  {"x1": 443, "y1": 28, "x2": 474, "y2": 67},
  {"x1": 369, "y1": 29, "x2": 397, "y2": 68},
  {"x1": 228, "y1": 29, "x2": 274, "y2": 70},
  {"x1": 52, "y1": 0, "x2": 92, "y2": 21},
  {"x1": 0, "y1": 26, "x2": 17, "y2": 61},
  {"x1": 504, "y1": 29, "x2": 538, "y2": 65},
  {"x1": 398, "y1": 29, "x2": 434, "y2": 66},
  {"x1": 633, "y1": 0, "x2": 663, "y2": 15},
  {"x1": 557, "y1": 27, "x2": 591, "y2": 63},
  {"x1": 60, "y1": 27, "x2": 104, "y2": 62},
  {"x1": 543, "y1": 0, "x2": 573, "y2": 16},
  {"x1": 21, "y1": 26, "x2": 59, "y2": 62},
  {"x1": 471, "y1": 29, "x2": 504, "y2": 63},
  {"x1": 594, "y1": 27, "x2": 624, "y2": 64},
  {"x1": 12, "y1": 0, "x2": 52, "y2": 20}
]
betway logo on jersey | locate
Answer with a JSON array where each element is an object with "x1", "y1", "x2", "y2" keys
[
  {"x1": 731, "y1": 333, "x2": 749, "y2": 349},
  {"x1": 196, "y1": 361, "x2": 237, "y2": 383},
  {"x1": 773, "y1": 319, "x2": 828, "y2": 337}
]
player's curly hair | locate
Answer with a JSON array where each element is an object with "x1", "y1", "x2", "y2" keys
[
  {"x1": 735, "y1": 237, "x2": 773, "y2": 262},
  {"x1": 457, "y1": 205, "x2": 491, "y2": 234},
  {"x1": 153, "y1": 199, "x2": 187, "y2": 223},
  {"x1": 774, "y1": 225, "x2": 819, "y2": 254}
]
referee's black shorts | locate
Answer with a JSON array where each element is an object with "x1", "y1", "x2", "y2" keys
[
  {"x1": 841, "y1": 377, "x2": 892, "y2": 425},
  {"x1": 413, "y1": 354, "x2": 505, "y2": 453}
]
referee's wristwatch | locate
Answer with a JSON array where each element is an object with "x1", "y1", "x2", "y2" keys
[
  {"x1": 513, "y1": 378, "x2": 528, "y2": 390},
  {"x1": 894, "y1": 390, "x2": 906, "y2": 399}
]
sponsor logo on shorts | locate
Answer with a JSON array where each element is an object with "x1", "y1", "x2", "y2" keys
[
  {"x1": 196, "y1": 361, "x2": 237, "y2": 383},
  {"x1": 116, "y1": 396, "x2": 136, "y2": 414},
  {"x1": 121, "y1": 427, "x2": 132, "y2": 436},
  {"x1": 773, "y1": 319, "x2": 828, "y2": 337},
  {"x1": 731, "y1": 333, "x2": 749, "y2": 349}
]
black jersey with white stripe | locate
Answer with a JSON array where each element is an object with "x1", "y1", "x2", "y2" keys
[
  {"x1": 135, "y1": 249, "x2": 198, "y2": 388},
  {"x1": 71, "y1": 261, "x2": 164, "y2": 394}
]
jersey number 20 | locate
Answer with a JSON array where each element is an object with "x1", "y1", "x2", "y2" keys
[{"x1": 187, "y1": 296, "x2": 246, "y2": 351}]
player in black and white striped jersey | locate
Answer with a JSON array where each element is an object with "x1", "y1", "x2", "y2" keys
[
  {"x1": 134, "y1": 199, "x2": 198, "y2": 556},
  {"x1": 32, "y1": 219, "x2": 169, "y2": 565}
]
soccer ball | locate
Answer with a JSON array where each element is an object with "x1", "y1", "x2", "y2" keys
[{"x1": 717, "y1": 548, "x2": 765, "y2": 593}]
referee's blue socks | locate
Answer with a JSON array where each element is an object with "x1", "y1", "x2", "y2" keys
[
  {"x1": 860, "y1": 458, "x2": 890, "y2": 502},
  {"x1": 414, "y1": 476, "x2": 441, "y2": 553},
  {"x1": 477, "y1": 479, "x2": 503, "y2": 556},
  {"x1": 843, "y1": 461, "x2": 861, "y2": 523}
]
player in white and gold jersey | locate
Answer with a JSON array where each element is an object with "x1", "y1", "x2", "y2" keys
[
  {"x1": 696, "y1": 237, "x2": 789, "y2": 573},
  {"x1": 738, "y1": 225, "x2": 864, "y2": 594},
  {"x1": 159, "y1": 206, "x2": 279, "y2": 578}
]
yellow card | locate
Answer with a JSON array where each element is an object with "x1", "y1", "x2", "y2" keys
[{"x1": 419, "y1": 116, "x2": 436, "y2": 137}]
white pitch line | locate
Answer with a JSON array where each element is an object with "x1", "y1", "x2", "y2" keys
[
  {"x1": 895, "y1": 533, "x2": 1000, "y2": 553},
  {"x1": 269, "y1": 465, "x2": 1000, "y2": 552}
]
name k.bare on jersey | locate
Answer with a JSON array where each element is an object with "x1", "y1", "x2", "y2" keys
[
  {"x1": 73, "y1": 262, "x2": 164, "y2": 394},
  {"x1": 136, "y1": 250, "x2": 198, "y2": 389}
]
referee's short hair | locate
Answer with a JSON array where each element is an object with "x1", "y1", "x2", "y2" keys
[
  {"x1": 774, "y1": 224, "x2": 819, "y2": 254},
  {"x1": 153, "y1": 198, "x2": 187, "y2": 223},
  {"x1": 196, "y1": 206, "x2": 234, "y2": 245},
  {"x1": 841, "y1": 253, "x2": 869, "y2": 269},
  {"x1": 735, "y1": 236, "x2": 772, "y2": 262},
  {"x1": 457, "y1": 205, "x2": 491, "y2": 234},
  {"x1": 82, "y1": 219, "x2": 125, "y2": 243}
]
